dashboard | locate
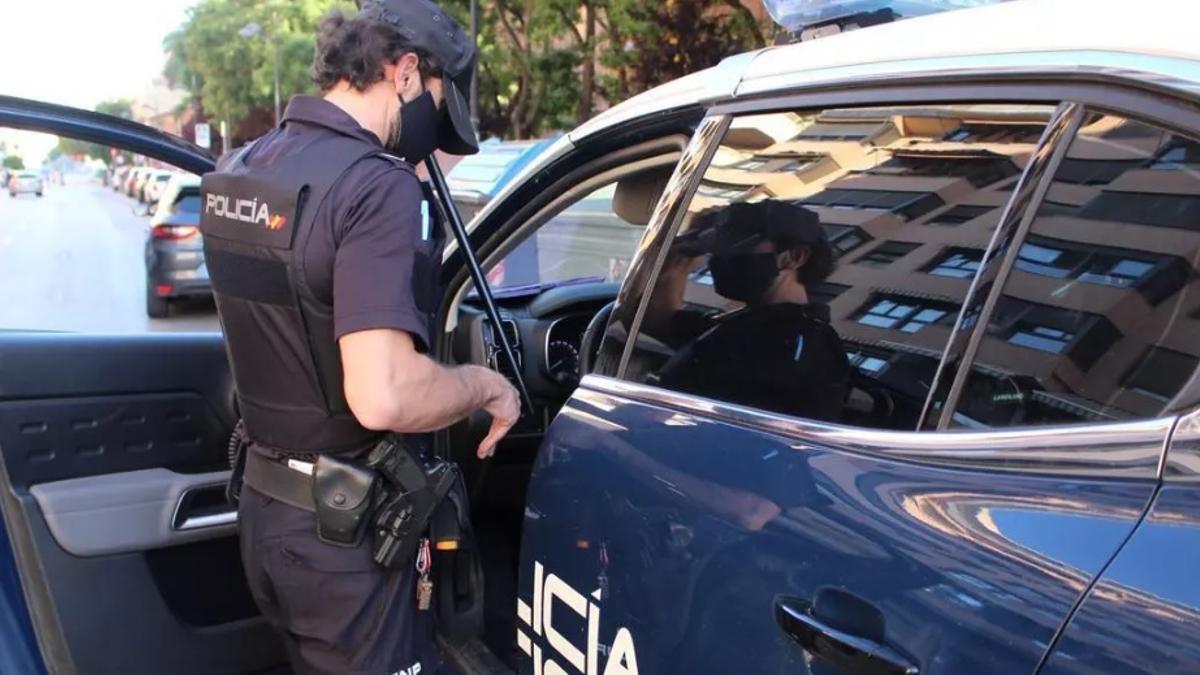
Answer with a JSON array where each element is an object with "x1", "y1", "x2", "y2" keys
[{"x1": 452, "y1": 282, "x2": 618, "y2": 434}]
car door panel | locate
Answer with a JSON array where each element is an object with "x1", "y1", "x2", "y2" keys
[
  {"x1": 517, "y1": 377, "x2": 1161, "y2": 675},
  {"x1": 1038, "y1": 412, "x2": 1200, "y2": 675},
  {"x1": 31, "y1": 468, "x2": 233, "y2": 557},
  {"x1": 1036, "y1": 483, "x2": 1200, "y2": 675},
  {"x1": 0, "y1": 333, "x2": 284, "y2": 674}
]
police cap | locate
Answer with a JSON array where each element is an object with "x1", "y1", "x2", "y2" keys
[
  {"x1": 694, "y1": 200, "x2": 827, "y2": 254},
  {"x1": 357, "y1": 0, "x2": 479, "y2": 155}
]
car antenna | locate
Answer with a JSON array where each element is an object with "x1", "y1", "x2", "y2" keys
[{"x1": 424, "y1": 157, "x2": 534, "y2": 417}]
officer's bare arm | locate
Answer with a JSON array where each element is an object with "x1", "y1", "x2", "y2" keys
[{"x1": 340, "y1": 328, "x2": 519, "y2": 458}]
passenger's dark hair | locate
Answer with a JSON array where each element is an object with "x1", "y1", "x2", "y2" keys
[
  {"x1": 772, "y1": 234, "x2": 837, "y2": 287},
  {"x1": 311, "y1": 10, "x2": 439, "y2": 92}
]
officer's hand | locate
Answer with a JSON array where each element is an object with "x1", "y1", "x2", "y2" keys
[{"x1": 478, "y1": 373, "x2": 520, "y2": 459}]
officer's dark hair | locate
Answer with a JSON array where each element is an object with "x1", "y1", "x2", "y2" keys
[{"x1": 311, "y1": 10, "x2": 440, "y2": 92}]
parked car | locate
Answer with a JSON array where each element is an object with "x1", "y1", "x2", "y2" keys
[
  {"x1": 446, "y1": 137, "x2": 557, "y2": 224},
  {"x1": 5, "y1": 2, "x2": 1200, "y2": 674},
  {"x1": 143, "y1": 174, "x2": 205, "y2": 318},
  {"x1": 109, "y1": 165, "x2": 129, "y2": 191},
  {"x1": 142, "y1": 169, "x2": 175, "y2": 206},
  {"x1": 122, "y1": 166, "x2": 143, "y2": 197},
  {"x1": 7, "y1": 171, "x2": 42, "y2": 197}
]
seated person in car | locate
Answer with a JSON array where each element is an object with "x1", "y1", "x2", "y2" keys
[{"x1": 642, "y1": 200, "x2": 851, "y2": 423}]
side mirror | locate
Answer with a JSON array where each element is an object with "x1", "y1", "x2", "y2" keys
[{"x1": 133, "y1": 202, "x2": 151, "y2": 217}]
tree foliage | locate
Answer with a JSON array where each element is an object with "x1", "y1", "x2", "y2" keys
[
  {"x1": 166, "y1": 0, "x2": 351, "y2": 142},
  {"x1": 2, "y1": 155, "x2": 24, "y2": 171},
  {"x1": 166, "y1": 0, "x2": 771, "y2": 141}
]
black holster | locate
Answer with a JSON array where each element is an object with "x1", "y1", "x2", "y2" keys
[
  {"x1": 366, "y1": 436, "x2": 456, "y2": 569},
  {"x1": 312, "y1": 454, "x2": 380, "y2": 547}
]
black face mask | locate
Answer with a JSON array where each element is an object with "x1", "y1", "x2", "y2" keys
[
  {"x1": 709, "y1": 251, "x2": 780, "y2": 304},
  {"x1": 387, "y1": 88, "x2": 440, "y2": 165}
]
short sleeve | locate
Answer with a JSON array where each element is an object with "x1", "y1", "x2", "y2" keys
[{"x1": 332, "y1": 167, "x2": 431, "y2": 349}]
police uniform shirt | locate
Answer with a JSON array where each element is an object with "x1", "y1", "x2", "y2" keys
[{"x1": 240, "y1": 95, "x2": 435, "y2": 350}]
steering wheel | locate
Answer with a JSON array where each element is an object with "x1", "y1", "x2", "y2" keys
[{"x1": 578, "y1": 301, "x2": 616, "y2": 377}]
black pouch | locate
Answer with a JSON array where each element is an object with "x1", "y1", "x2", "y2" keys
[{"x1": 313, "y1": 454, "x2": 379, "y2": 547}]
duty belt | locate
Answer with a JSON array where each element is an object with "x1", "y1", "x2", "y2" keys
[{"x1": 243, "y1": 450, "x2": 317, "y2": 512}]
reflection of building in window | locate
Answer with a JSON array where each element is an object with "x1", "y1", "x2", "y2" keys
[
  {"x1": 987, "y1": 296, "x2": 1121, "y2": 370},
  {"x1": 847, "y1": 349, "x2": 889, "y2": 375},
  {"x1": 925, "y1": 204, "x2": 994, "y2": 226},
  {"x1": 731, "y1": 153, "x2": 821, "y2": 173},
  {"x1": 926, "y1": 247, "x2": 984, "y2": 278},
  {"x1": 1014, "y1": 235, "x2": 1190, "y2": 305},
  {"x1": 854, "y1": 241, "x2": 920, "y2": 268},
  {"x1": 696, "y1": 180, "x2": 748, "y2": 200},
  {"x1": 1123, "y1": 347, "x2": 1200, "y2": 400},
  {"x1": 811, "y1": 282, "x2": 851, "y2": 305},
  {"x1": 1149, "y1": 138, "x2": 1200, "y2": 169},
  {"x1": 1054, "y1": 157, "x2": 1145, "y2": 185},
  {"x1": 822, "y1": 224, "x2": 873, "y2": 256},
  {"x1": 796, "y1": 120, "x2": 881, "y2": 141},
  {"x1": 854, "y1": 293, "x2": 957, "y2": 333},
  {"x1": 944, "y1": 122, "x2": 1045, "y2": 144},
  {"x1": 799, "y1": 188, "x2": 945, "y2": 220},
  {"x1": 865, "y1": 152, "x2": 1019, "y2": 187},
  {"x1": 1078, "y1": 191, "x2": 1200, "y2": 231}
]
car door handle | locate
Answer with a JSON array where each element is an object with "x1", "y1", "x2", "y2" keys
[{"x1": 775, "y1": 595, "x2": 919, "y2": 675}]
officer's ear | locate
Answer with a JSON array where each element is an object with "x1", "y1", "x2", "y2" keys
[
  {"x1": 392, "y1": 52, "x2": 422, "y2": 91},
  {"x1": 779, "y1": 246, "x2": 811, "y2": 271}
]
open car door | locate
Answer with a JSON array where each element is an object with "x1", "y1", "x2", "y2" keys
[{"x1": 0, "y1": 96, "x2": 288, "y2": 674}]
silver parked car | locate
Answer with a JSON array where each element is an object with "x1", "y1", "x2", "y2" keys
[{"x1": 7, "y1": 171, "x2": 42, "y2": 197}]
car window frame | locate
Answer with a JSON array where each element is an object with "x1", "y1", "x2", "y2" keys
[{"x1": 601, "y1": 74, "x2": 1200, "y2": 477}]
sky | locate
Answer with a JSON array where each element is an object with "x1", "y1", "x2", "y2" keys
[{"x1": 1, "y1": 0, "x2": 196, "y2": 165}]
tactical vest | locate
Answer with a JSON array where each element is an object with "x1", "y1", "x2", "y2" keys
[{"x1": 200, "y1": 134, "x2": 392, "y2": 453}]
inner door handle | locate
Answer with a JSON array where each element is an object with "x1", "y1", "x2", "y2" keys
[{"x1": 775, "y1": 595, "x2": 918, "y2": 675}]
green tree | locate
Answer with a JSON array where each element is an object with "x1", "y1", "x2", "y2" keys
[
  {"x1": 95, "y1": 99, "x2": 135, "y2": 120},
  {"x1": 2, "y1": 155, "x2": 24, "y2": 171},
  {"x1": 166, "y1": 0, "x2": 350, "y2": 142}
]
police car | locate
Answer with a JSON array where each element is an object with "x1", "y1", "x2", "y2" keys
[{"x1": 4, "y1": 0, "x2": 1200, "y2": 673}]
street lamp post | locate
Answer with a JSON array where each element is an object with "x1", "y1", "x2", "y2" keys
[{"x1": 238, "y1": 21, "x2": 281, "y2": 126}]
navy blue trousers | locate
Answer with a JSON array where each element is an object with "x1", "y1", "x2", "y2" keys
[{"x1": 238, "y1": 486, "x2": 442, "y2": 675}]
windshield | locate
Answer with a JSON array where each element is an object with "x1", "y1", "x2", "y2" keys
[
  {"x1": 486, "y1": 183, "x2": 645, "y2": 291},
  {"x1": 762, "y1": 0, "x2": 1008, "y2": 32}
]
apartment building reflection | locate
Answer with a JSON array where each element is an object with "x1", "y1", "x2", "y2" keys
[{"x1": 686, "y1": 106, "x2": 1200, "y2": 426}]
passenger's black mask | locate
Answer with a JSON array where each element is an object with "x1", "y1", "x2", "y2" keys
[
  {"x1": 387, "y1": 87, "x2": 440, "y2": 165},
  {"x1": 709, "y1": 251, "x2": 780, "y2": 304}
]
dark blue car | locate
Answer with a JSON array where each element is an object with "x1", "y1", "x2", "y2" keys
[{"x1": 4, "y1": 1, "x2": 1200, "y2": 674}]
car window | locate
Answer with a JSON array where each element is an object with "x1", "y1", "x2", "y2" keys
[
  {"x1": 174, "y1": 191, "x2": 202, "y2": 215},
  {"x1": 0, "y1": 127, "x2": 216, "y2": 333},
  {"x1": 485, "y1": 181, "x2": 648, "y2": 290},
  {"x1": 950, "y1": 114, "x2": 1200, "y2": 427},
  {"x1": 623, "y1": 103, "x2": 1056, "y2": 430}
]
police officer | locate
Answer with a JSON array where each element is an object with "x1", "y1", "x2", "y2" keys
[
  {"x1": 198, "y1": 2, "x2": 519, "y2": 673},
  {"x1": 650, "y1": 201, "x2": 851, "y2": 422}
]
